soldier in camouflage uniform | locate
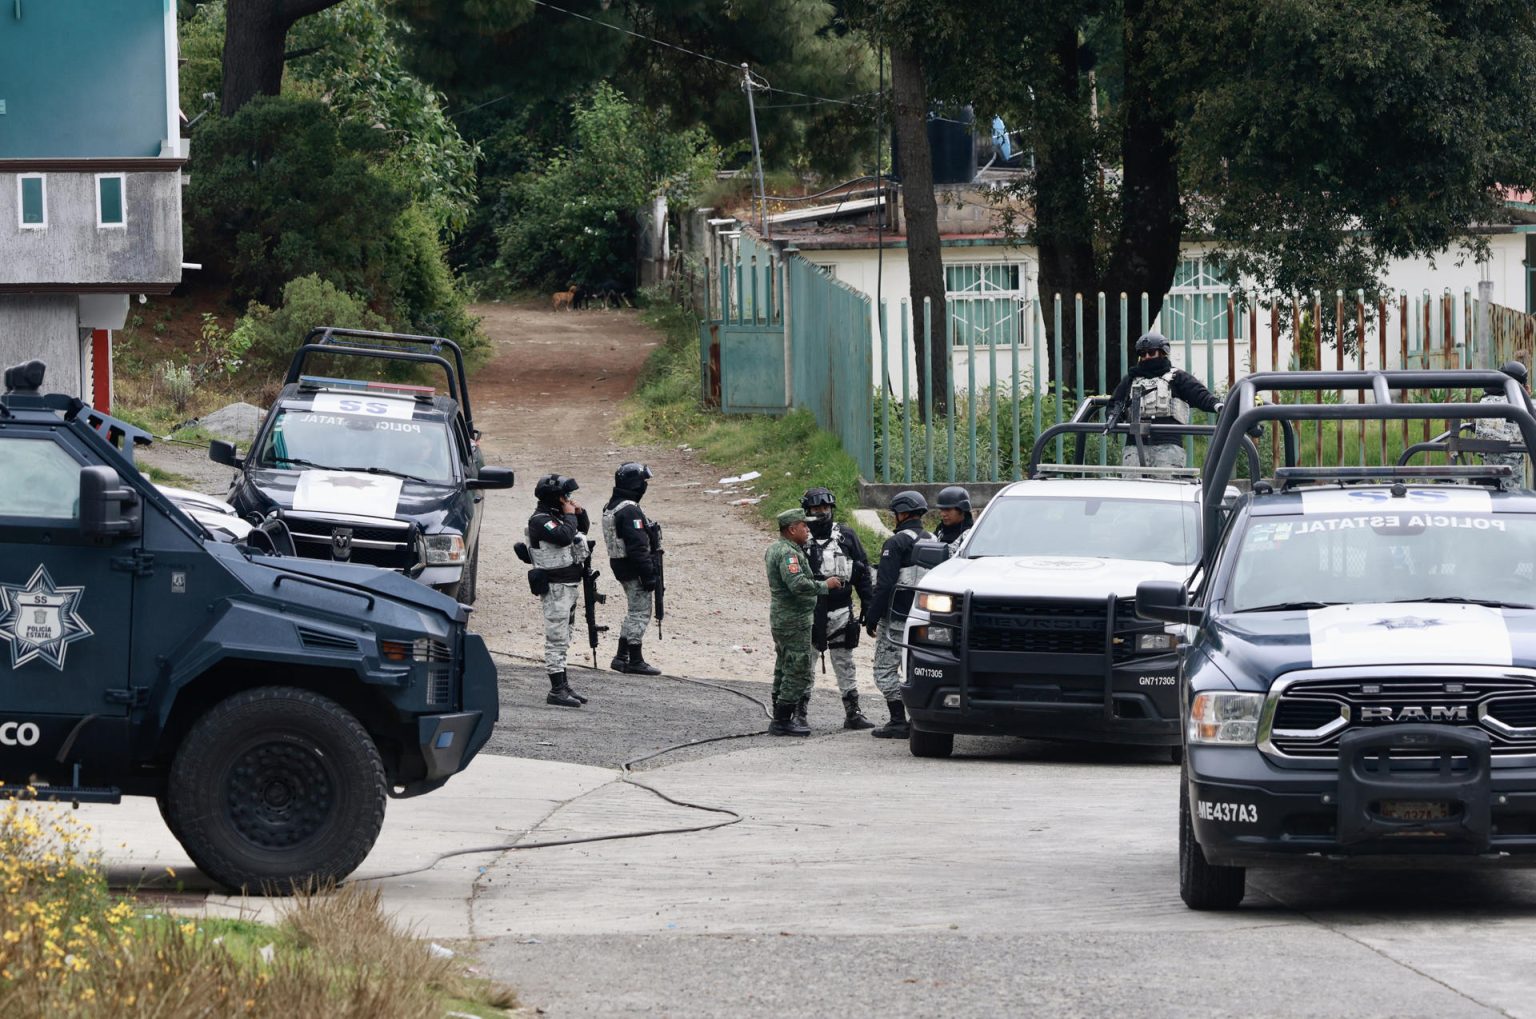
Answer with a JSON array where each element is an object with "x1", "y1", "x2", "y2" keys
[
  {"x1": 1109, "y1": 332, "x2": 1222, "y2": 468},
  {"x1": 1477, "y1": 361, "x2": 1530, "y2": 490},
  {"x1": 527, "y1": 474, "x2": 590, "y2": 708},
  {"x1": 864, "y1": 490, "x2": 935, "y2": 739},
  {"x1": 602, "y1": 462, "x2": 662, "y2": 675},
  {"x1": 765, "y1": 508, "x2": 843, "y2": 736}
]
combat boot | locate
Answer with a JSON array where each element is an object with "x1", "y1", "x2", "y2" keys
[
  {"x1": 842, "y1": 690, "x2": 876, "y2": 730},
  {"x1": 871, "y1": 698, "x2": 910, "y2": 739},
  {"x1": 768, "y1": 701, "x2": 810, "y2": 737},
  {"x1": 624, "y1": 641, "x2": 662, "y2": 676},
  {"x1": 546, "y1": 672, "x2": 582, "y2": 708},
  {"x1": 794, "y1": 695, "x2": 809, "y2": 728},
  {"x1": 610, "y1": 637, "x2": 631, "y2": 672}
]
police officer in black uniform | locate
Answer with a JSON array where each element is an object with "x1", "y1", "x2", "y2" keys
[
  {"x1": 801, "y1": 487, "x2": 877, "y2": 730},
  {"x1": 934, "y1": 485, "x2": 974, "y2": 558},
  {"x1": 527, "y1": 474, "x2": 590, "y2": 708},
  {"x1": 865, "y1": 490, "x2": 935, "y2": 738},
  {"x1": 602, "y1": 462, "x2": 662, "y2": 675},
  {"x1": 1109, "y1": 332, "x2": 1222, "y2": 468}
]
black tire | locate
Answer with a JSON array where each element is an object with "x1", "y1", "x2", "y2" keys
[
  {"x1": 908, "y1": 726, "x2": 955, "y2": 758},
  {"x1": 156, "y1": 792, "x2": 182, "y2": 840},
  {"x1": 457, "y1": 547, "x2": 479, "y2": 605},
  {"x1": 1179, "y1": 775, "x2": 1246, "y2": 910},
  {"x1": 1169, "y1": 744, "x2": 1185, "y2": 766},
  {"x1": 167, "y1": 687, "x2": 387, "y2": 893}
]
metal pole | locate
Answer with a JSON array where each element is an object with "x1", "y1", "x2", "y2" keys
[
  {"x1": 879, "y1": 299, "x2": 890, "y2": 483},
  {"x1": 1032, "y1": 298, "x2": 1043, "y2": 466},
  {"x1": 1054, "y1": 294, "x2": 1065, "y2": 462},
  {"x1": 742, "y1": 64, "x2": 770, "y2": 238},
  {"x1": 923, "y1": 298, "x2": 934, "y2": 482},
  {"x1": 1012, "y1": 301, "x2": 1022, "y2": 481},
  {"x1": 902, "y1": 302, "x2": 912, "y2": 483},
  {"x1": 967, "y1": 312, "x2": 978, "y2": 483}
]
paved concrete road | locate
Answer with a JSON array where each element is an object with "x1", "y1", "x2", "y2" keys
[{"x1": 70, "y1": 663, "x2": 1536, "y2": 1016}]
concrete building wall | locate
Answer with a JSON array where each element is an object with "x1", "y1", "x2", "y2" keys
[
  {"x1": 1, "y1": 170, "x2": 183, "y2": 285},
  {"x1": 0, "y1": 297, "x2": 82, "y2": 394}
]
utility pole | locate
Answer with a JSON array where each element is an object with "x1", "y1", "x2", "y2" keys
[{"x1": 742, "y1": 63, "x2": 770, "y2": 238}]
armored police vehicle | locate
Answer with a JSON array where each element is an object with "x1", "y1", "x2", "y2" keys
[
  {"x1": 899, "y1": 399, "x2": 1257, "y2": 759},
  {"x1": 1138, "y1": 369, "x2": 1536, "y2": 909},
  {"x1": 214, "y1": 329, "x2": 511, "y2": 603},
  {"x1": 0, "y1": 360, "x2": 499, "y2": 891}
]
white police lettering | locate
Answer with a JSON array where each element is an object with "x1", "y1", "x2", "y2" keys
[
  {"x1": 310, "y1": 393, "x2": 415, "y2": 421},
  {"x1": 1139, "y1": 675, "x2": 1176, "y2": 686},
  {"x1": 0, "y1": 565, "x2": 93, "y2": 670},
  {"x1": 372, "y1": 421, "x2": 421, "y2": 433},
  {"x1": 1197, "y1": 800, "x2": 1258, "y2": 824},
  {"x1": 1291, "y1": 514, "x2": 1503, "y2": 534},
  {"x1": 0, "y1": 721, "x2": 40, "y2": 747}
]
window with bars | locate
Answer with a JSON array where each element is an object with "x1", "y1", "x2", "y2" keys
[
  {"x1": 946, "y1": 262, "x2": 1025, "y2": 346},
  {"x1": 1163, "y1": 257, "x2": 1242, "y2": 342}
]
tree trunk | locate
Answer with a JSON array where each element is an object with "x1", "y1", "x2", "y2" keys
[
  {"x1": 1031, "y1": 27, "x2": 1098, "y2": 400},
  {"x1": 889, "y1": 43, "x2": 948, "y2": 419},
  {"x1": 221, "y1": 0, "x2": 343, "y2": 116}
]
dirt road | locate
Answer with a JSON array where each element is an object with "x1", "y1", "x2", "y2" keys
[{"x1": 142, "y1": 300, "x2": 874, "y2": 689}]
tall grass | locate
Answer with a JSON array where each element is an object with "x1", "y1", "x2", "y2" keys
[{"x1": 0, "y1": 794, "x2": 516, "y2": 1017}]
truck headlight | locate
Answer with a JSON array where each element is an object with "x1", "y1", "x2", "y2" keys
[
  {"x1": 913, "y1": 624, "x2": 954, "y2": 647},
  {"x1": 1189, "y1": 692, "x2": 1264, "y2": 745},
  {"x1": 1137, "y1": 632, "x2": 1179, "y2": 652},
  {"x1": 917, "y1": 592, "x2": 954, "y2": 614},
  {"x1": 424, "y1": 533, "x2": 467, "y2": 565}
]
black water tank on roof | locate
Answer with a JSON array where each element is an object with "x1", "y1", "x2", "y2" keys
[{"x1": 891, "y1": 105, "x2": 977, "y2": 186}]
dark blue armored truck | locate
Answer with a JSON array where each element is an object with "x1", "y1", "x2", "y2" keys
[
  {"x1": 1138, "y1": 369, "x2": 1536, "y2": 909},
  {"x1": 0, "y1": 361, "x2": 498, "y2": 891},
  {"x1": 213, "y1": 329, "x2": 511, "y2": 604}
]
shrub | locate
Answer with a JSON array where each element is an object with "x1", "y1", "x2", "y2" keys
[
  {"x1": 229, "y1": 275, "x2": 386, "y2": 378},
  {"x1": 186, "y1": 96, "x2": 406, "y2": 307},
  {"x1": 159, "y1": 361, "x2": 195, "y2": 413}
]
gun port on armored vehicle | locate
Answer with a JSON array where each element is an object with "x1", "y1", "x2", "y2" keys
[{"x1": 0, "y1": 360, "x2": 498, "y2": 892}]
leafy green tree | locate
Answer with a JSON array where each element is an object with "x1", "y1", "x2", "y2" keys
[
  {"x1": 860, "y1": 0, "x2": 1536, "y2": 391},
  {"x1": 495, "y1": 83, "x2": 717, "y2": 288}
]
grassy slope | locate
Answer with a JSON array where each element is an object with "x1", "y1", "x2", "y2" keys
[{"x1": 622, "y1": 299, "x2": 886, "y2": 554}]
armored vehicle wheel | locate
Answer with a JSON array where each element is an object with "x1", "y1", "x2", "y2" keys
[
  {"x1": 908, "y1": 726, "x2": 954, "y2": 758},
  {"x1": 167, "y1": 687, "x2": 387, "y2": 893},
  {"x1": 1169, "y1": 745, "x2": 1184, "y2": 766},
  {"x1": 1179, "y1": 776, "x2": 1245, "y2": 910},
  {"x1": 156, "y1": 792, "x2": 183, "y2": 840}
]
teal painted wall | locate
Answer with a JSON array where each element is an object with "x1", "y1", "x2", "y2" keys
[{"x1": 0, "y1": 1, "x2": 170, "y2": 158}]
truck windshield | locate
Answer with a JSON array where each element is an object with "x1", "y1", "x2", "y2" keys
[
  {"x1": 963, "y1": 496, "x2": 1199, "y2": 564},
  {"x1": 1228, "y1": 509, "x2": 1536, "y2": 611},
  {"x1": 254, "y1": 405, "x2": 455, "y2": 484}
]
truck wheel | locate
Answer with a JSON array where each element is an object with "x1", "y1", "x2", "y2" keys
[
  {"x1": 1179, "y1": 777, "x2": 1245, "y2": 910},
  {"x1": 457, "y1": 548, "x2": 479, "y2": 605},
  {"x1": 1169, "y1": 744, "x2": 1184, "y2": 766},
  {"x1": 167, "y1": 687, "x2": 387, "y2": 893},
  {"x1": 156, "y1": 792, "x2": 183, "y2": 840},
  {"x1": 909, "y1": 727, "x2": 954, "y2": 758}
]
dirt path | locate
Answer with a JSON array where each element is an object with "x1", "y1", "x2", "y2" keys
[
  {"x1": 469, "y1": 300, "x2": 875, "y2": 688},
  {"x1": 136, "y1": 299, "x2": 874, "y2": 686}
]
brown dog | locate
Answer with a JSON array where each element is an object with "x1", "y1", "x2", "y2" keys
[{"x1": 551, "y1": 287, "x2": 578, "y2": 311}]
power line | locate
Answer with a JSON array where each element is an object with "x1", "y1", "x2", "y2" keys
[{"x1": 528, "y1": 0, "x2": 875, "y2": 109}]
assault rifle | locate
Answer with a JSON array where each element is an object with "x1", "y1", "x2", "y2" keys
[
  {"x1": 582, "y1": 540, "x2": 607, "y2": 668},
  {"x1": 648, "y1": 521, "x2": 665, "y2": 639}
]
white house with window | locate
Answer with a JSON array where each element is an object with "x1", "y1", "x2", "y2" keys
[
  {"x1": 794, "y1": 226, "x2": 1533, "y2": 395},
  {"x1": 0, "y1": 1, "x2": 185, "y2": 405}
]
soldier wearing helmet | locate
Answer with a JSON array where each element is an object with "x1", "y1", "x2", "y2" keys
[
  {"x1": 800, "y1": 486, "x2": 877, "y2": 730},
  {"x1": 935, "y1": 485, "x2": 974, "y2": 558},
  {"x1": 1477, "y1": 360, "x2": 1532, "y2": 489},
  {"x1": 528, "y1": 473, "x2": 589, "y2": 707},
  {"x1": 602, "y1": 462, "x2": 662, "y2": 675},
  {"x1": 865, "y1": 489, "x2": 935, "y2": 739},
  {"x1": 1108, "y1": 331, "x2": 1222, "y2": 468}
]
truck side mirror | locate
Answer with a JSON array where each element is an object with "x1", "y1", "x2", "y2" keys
[
  {"x1": 209, "y1": 439, "x2": 244, "y2": 469},
  {"x1": 468, "y1": 466, "x2": 514, "y2": 490},
  {"x1": 1136, "y1": 580, "x2": 1202, "y2": 626},
  {"x1": 79, "y1": 465, "x2": 142, "y2": 540},
  {"x1": 912, "y1": 539, "x2": 949, "y2": 569}
]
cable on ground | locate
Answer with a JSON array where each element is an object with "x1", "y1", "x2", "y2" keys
[{"x1": 358, "y1": 648, "x2": 771, "y2": 882}]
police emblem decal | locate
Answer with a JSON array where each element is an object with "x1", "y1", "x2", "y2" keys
[{"x1": 0, "y1": 565, "x2": 94, "y2": 670}]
